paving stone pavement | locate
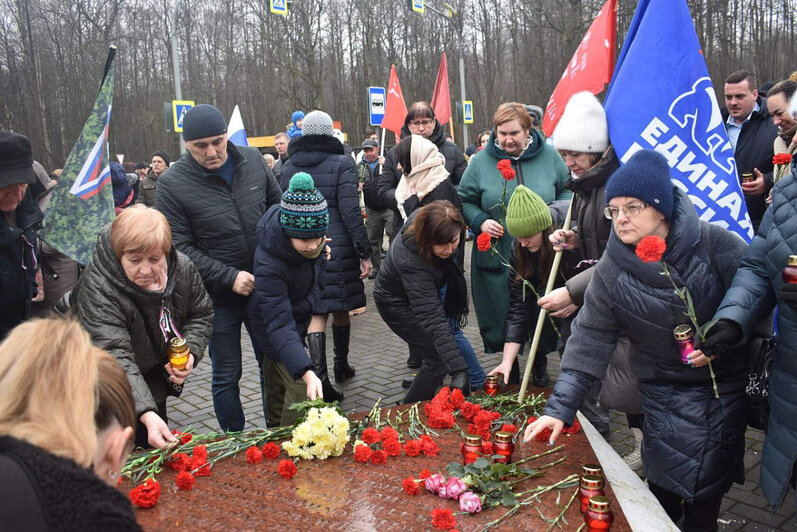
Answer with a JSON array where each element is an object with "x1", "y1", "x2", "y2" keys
[{"x1": 168, "y1": 241, "x2": 795, "y2": 531}]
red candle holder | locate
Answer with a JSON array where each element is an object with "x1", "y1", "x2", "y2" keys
[
  {"x1": 461, "y1": 434, "x2": 483, "y2": 465},
  {"x1": 492, "y1": 431, "x2": 514, "y2": 464},
  {"x1": 584, "y1": 495, "x2": 614, "y2": 531},
  {"x1": 783, "y1": 255, "x2": 797, "y2": 284},
  {"x1": 673, "y1": 324, "x2": 695, "y2": 365},
  {"x1": 579, "y1": 475, "x2": 605, "y2": 513},
  {"x1": 483, "y1": 375, "x2": 499, "y2": 396},
  {"x1": 581, "y1": 463, "x2": 603, "y2": 480}
]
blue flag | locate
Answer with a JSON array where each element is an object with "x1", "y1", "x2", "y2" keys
[{"x1": 604, "y1": 0, "x2": 753, "y2": 242}]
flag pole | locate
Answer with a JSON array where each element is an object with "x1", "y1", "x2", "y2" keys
[
  {"x1": 518, "y1": 196, "x2": 575, "y2": 402},
  {"x1": 99, "y1": 45, "x2": 117, "y2": 96},
  {"x1": 448, "y1": 120, "x2": 456, "y2": 144},
  {"x1": 378, "y1": 127, "x2": 387, "y2": 175}
]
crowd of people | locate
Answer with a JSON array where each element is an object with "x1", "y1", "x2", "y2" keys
[{"x1": 0, "y1": 68, "x2": 796, "y2": 530}]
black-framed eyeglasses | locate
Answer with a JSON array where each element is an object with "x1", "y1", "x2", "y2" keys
[
  {"x1": 409, "y1": 119, "x2": 434, "y2": 128},
  {"x1": 604, "y1": 202, "x2": 649, "y2": 220}
]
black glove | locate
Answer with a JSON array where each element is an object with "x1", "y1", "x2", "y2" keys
[
  {"x1": 695, "y1": 319, "x2": 744, "y2": 357},
  {"x1": 450, "y1": 370, "x2": 470, "y2": 397},
  {"x1": 780, "y1": 283, "x2": 797, "y2": 308}
]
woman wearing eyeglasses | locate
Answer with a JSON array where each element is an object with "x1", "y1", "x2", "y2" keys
[
  {"x1": 457, "y1": 102, "x2": 571, "y2": 363},
  {"x1": 526, "y1": 149, "x2": 749, "y2": 531}
]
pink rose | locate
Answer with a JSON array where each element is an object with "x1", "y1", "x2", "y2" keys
[
  {"x1": 424, "y1": 474, "x2": 446, "y2": 494},
  {"x1": 441, "y1": 476, "x2": 467, "y2": 500},
  {"x1": 459, "y1": 491, "x2": 482, "y2": 513}
]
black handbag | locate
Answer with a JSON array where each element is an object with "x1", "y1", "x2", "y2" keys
[{"x1": 745, "y1": 335, "x2": 775, "y2": 431}]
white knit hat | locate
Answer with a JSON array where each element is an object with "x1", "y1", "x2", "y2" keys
[
  {"x1": 302, "y1": 110, "x2": 334, "y2": 136},
  {"x1": 553, "y1": 92, "x2": 609, "y2": 153}
]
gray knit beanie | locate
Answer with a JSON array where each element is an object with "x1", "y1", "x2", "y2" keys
[
  {"x1": 182, "y1": 104, "x2": 227, "y2": 141},
  {"x1": 301, "y1": 110, "x2": 334, "y2": 137}
]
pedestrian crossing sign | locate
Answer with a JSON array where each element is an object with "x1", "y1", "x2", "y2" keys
[
  {"x1": 270, "y1": 0, "x2": 288, "y2": 15},
  {"x1": 463, "y1": 101, "x2": 474, "y2": 124},
  {"x1": 412, "y1": 0, "x2": 425, "y2": 14},
  {"x1": 172, "y1": 100, "x2": 194, "y2": 133}
]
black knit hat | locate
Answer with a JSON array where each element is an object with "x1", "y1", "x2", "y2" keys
[
  {"x1": 151, "y1": 150, "x2": 171, "y2": 166},
  {"x1": 605, "y1": 149, "x2": 674, "y2": 220},
  {"x1": 0, "y1": 131, "x2": 36, "y2": 187},
  {"x1": 182, "y1": 104, "x2": 227, "y2": 141},
  {"x1": 280, "y1": 173, "x2": 329, "y2": 238}
]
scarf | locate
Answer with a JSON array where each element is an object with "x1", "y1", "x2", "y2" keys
[
  {"x1": 395, "y1": 135, "x2": 450, "y2": 220},
  {"x1": 779, "y1": 123, "x2": 797, "y2": 144},
  {"x1": 441, "y1": 258, "x2": 469, "y2": 327}
]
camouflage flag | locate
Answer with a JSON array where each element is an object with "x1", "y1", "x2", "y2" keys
[{"x1": 40, "y1": 46, "x2": 117, "y2": 264}]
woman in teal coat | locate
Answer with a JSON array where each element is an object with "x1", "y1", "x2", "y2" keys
[{"x1": 458, "y1": 102, "x2": 571, "y2": 354}]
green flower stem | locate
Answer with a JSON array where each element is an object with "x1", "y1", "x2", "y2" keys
[
  {"x1": 545, "y1": 486, "x2": 579, "y2": 532},
  {"x1": 512, "y1": 444, "x2": 566, "y2": 466},
  {"x1": 480, "y1": 474, "x2": 580, "y2": 531}
]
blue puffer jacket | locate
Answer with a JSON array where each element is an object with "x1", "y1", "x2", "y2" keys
[
  {"x1": 714, "y1": 173, "x2": 797, "y2": 511},
  {"x1": 280, "y1": 134, "x2": 370, "y2": 314},
  {"x1": 247, "y1": 205, "x2": 320, "y2": 379},
  {"x1": 545, "y1": 188, "x2": 749, "y2": 502}
]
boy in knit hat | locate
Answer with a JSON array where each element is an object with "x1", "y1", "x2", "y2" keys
[
  {"x1": 488, "y1": 185, "x2": 563, "y2": 388},
  {"x1": 247, "y1": 172, "x2": 331, "y2": 426},
  {"x1": 287, "y1": 111, "x2": 305, "y2": 139}
]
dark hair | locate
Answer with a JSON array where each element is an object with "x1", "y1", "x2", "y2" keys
[
  {"x1": 394, "y1": 135, "x2": 413, "y2": 175},
  {"x1": 767, "y1": 80, "x2": 797, "y2": 101},
  {"x1": 513, "y1": 226, "x2": 556, "y2": 284},
  {"x1": 475, "y1": 129, "x2": 491, "y2": 146},
  {"x1": 135, "y1": 162, "x2": 149, "y2": 170},
  {"x1": 405, "y1": 201, "x2": 465, "y2": 264},
  {"x1": 725, "y1": 70, "x2": 756, "y2": 91},
  {"x1": 405, "y1": 102, "x2": 436, "y2": 126},
  {"x1": 363, "y1": 129, "x2": 376, "y2": 138},
  {"x1": 95, "y1": 353, "x2": 136, "y2": 432}
]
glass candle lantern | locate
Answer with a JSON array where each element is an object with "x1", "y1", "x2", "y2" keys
[
  {"x1": 783, "y1": 255, "x2": 797, "y2": 284},
  {"x1": 492, "y1": 431, "x2": 515, "y2": 464},
  {"x1": 581, "y1": 463, "x2": 603, "y2": 481},
  {"x1": 461, "y1": 434, "x2": 483, "y2": 465},
  {"x1": 579, "y1": 475, "x2": 605, "y2": 513},
  {"x1": 584, "y1": 496, "x2": 614, "y2": 531},
  {"x1": 168, "y1": 337, "x2": 190, "y2": 370},
  {"x1": 673, "y1": 324, "x2": 695, "y2": 365},
  {"x1": 483, "y1": 375, "x2": 499, "y2": 396}
]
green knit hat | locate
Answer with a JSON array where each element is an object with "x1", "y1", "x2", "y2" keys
[
  {"x1": 505, "y1": 185, "x2": 553, "y2": 237},
  {"x1": 280, "y1": 173, "x2": 329, "y2": 238}
]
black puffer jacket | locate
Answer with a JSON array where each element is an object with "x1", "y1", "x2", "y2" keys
[
  {"x1": 155, "y1": 143, "x2": 282, "y2": 305},
  {"x1": 0, "y1": 189, "x2": 42, "y2": 339},
  {"x1": 281, "y1": 135, "x2": 370, "y2": 313},
  {"x1": 0, "y1": 436, "x2": 141, "y2": 531},
  {"x1": 379, "y1": 120, "x2": 467, "y2": 216},
  {"x1": 373, "y1": 213, "x2": 467, "y2": 374},
  {"x1": 721, "y1": 96, "x2": 778, "y2": 231},
  {"x1": 359, "y1": 158, "x2": 385, "y2": 210},
  {"x1": 545, "y1": 189, "x2": 749, "y2": 501},
  {"x1": 71, "y1": 226, "x2": 213, "y2": 416},
  {"x1": 247, "y1": 206, "x2": 319, "y2": 379}
]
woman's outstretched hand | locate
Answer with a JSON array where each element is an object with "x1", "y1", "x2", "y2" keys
[{"x1": 523, "y1": 415, "x2": 565, "y2": 445}]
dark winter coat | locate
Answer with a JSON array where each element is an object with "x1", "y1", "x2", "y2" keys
[
  {"x1": 136, "y1": 170, "x2": 159, "y2": 207},
  {"x1": 71, "y1": 226, "x2": 213, "y2": 416},
  {"x1": 359, "y1": 158, "x2": 386, "y2": 210},
  {"x1": 562, "y1": 147, "x2": 618, "y2": 306},
  {"x1": 247, "y1": 206, "x2": 319, "y2": 380},
  {"x1": 281, "y1": 134, "x2": 370, "y2": 313},
  {"x1": 545, "y1": 189, "x2": 749, "y2": 502},
  {"x1": 155, "y1": 143, "x2": 282, "y2": 306},
  {"x1": 272, "y1": 154, "x2": 288, "y2": 191},
  {"x1": 379, "y1": 120, "x2": 467, "y2": 216},
  {"x1": 714, "y1": 172, "x2": 797, "y2": 511},
  {"x1": 0, "y1": 189, "x2": 42, "y2": 339},
  {"x1": 721, "y1": 96, "x2": 778, "y2": 231},
  {"x1": 373, "y1": 214, "x2": 467, "y2": 375},
  {"x1": 0, "y1": 436, "x2": 140, "y2": 531}
]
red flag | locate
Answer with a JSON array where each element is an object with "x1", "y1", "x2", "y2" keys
[
  {"x1": 381, "y1": 64, "x2": 408, "y2": 135},
  {"x1": 542, "y1": 0, "x2": 617, "y2": 136},
  {"x1": 431, "y1": 52, "x2": 452, "y2": 125}
]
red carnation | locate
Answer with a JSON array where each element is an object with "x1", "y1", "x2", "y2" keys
[
  {"x1": 354, "y1": 444, "x2": 373, "y2": 463},
  {"x1": 449, "y1": 388, "x2": 465, "y2": 408},
  {"x1": 635, "y1": 235, "x2": 666, "y2": 263},
  {"x1": 362, "y1": 427, "x2": 381, "y2": 444},
  {"x1": 427, "y1": 408, "x2": 456, "y2": 429},
  {"x1": 431, "y1": 508, "x2": 457, "y2": 530},
  {"x1": 403, "y1": 439, "x2": 422, "y2": 457},
  {"x1": 496, "y1": 159, "x2": 516, "y2": 181},
  {"x1": 192, "y1": 445, "x2": 208, "y2": 462},
  {"x1": 278, "y1": 459, "x2": 297, "y2": 479},
  {"x1": 459, "y1": 401, "x2": 482, "y2": 421},
  {"x1": 528, "y1": 416, "x2": 553, "y2": 442},
  {"x1": 402, "y1": 477, "x2": 420, "y2": 495},
  {"x1": 418, "y1": 468, "x2": 432, "y2": 480},
  {"x1": 246, "y1": 446, "x2": 263, "y2": 464},
  {"x1": 261, "y1": 442, "x2": 280, "y2": 460},
  {"x1": 482, "y1": 440, "x2": 493, "y2": 456},
  {"x1": 380, "y1": 427, "x2": 399, "y2": 441},
  {"x1": 500, "y1": 423, "x2": 517, "y2": 434},
  {"x1": 176, "y1": 471, "x2": 195, "y2": 491},
  {"x1": 191, "y1": 456, "x2": 212, "y2": 477},
  {"x1": 562, "y1": 419, "x2": 582, "y2": 434},
  {"x1": 476, "y1": 232, "x2": 492, "y2": 252},
  {"x1": 773, "y1": 153, "x2": 792, "y2": 165},
  {"x1": 420, "y1": 434, "x2": 440, "y2": 456},
  {"x1": 370, "y1": 450, "x2": 387, "y2": 464},
  {"x1": 165, "y1": 452, "x2": 191, "y2": 472},
  {"x1": 129, "y1": 478, "x2": 161, "y2": 508},
  {"x1": 383, "y1": 438, "x2": 402, "y2": 457},
  {"x1": 180, "y1": 433, "x2": 192, "y2": 445}
]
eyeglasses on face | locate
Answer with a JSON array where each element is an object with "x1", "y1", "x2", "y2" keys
[
  {"x1": 604, "y1": 202, "x2": 649, "y2": 220},
  {"x1": 409, "y1": 119, "x2": 434, "y2": 128}
]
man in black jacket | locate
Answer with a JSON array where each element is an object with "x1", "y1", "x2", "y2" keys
[
  {"x1": 156, "y1": 104, "x2": 282, "y2": 432},
  {"x1": 0, "y1": 132, "x2": 42, "y2": 339},
  {"x1": 722, "y1": 70, "x2": 778, "y2": 232},
  {"x1": 358, "y1": 138, "x2": 393, "y2": 278}
]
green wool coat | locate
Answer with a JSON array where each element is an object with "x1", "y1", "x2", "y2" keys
[{"x1": 458, "y1": 129, "x2": 571, "y2": 352}]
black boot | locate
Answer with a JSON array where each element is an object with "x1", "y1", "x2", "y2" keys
[
  {"x1": 332, "y1": 325, "x2": 355, "y2": 383},
  {"x1": 531, "y1": 352, "x2": 550, "y2": 388},
  {"x1": 306, "y1": 332, "x2": 344, "y2": 402},
  {"x1": 406, "y1": 348, "x2": 422, "y2": 369}
]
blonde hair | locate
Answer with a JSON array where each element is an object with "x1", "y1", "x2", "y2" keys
[
  {"x1": 110, "y1": 204, "x2": 172, "y2": 259},
  {"x1": 0, "y1": 318, "x2": 100, "y2": 466}
]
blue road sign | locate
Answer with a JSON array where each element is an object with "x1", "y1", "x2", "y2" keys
[
  {"x1": 412, "y1": 0, "x2": 425, "y2": 14},
  {"x1": 270, "y1": 0, "x2": 288, "y2": 16},
  {"x1": 463, "y1": 100, "x2": 474, "y2": 124},
  {"x1": 368, "y1": 86, "x2": 386, "y2": 126},
  {"x1": 172, "y1": 100, "x2": 194, "y2": 132}
]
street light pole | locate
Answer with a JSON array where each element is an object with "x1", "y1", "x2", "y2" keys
[{"x1": 171, "y1": 0, "x2": 186, "y2": 154}]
